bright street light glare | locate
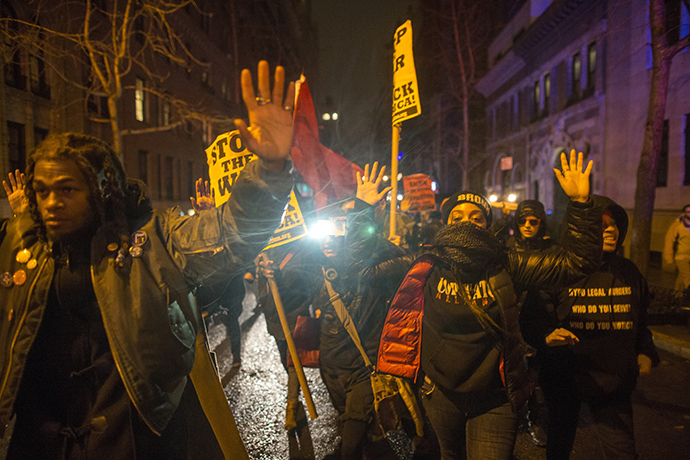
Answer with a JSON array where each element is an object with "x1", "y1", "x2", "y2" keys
[
  {"x1": 397, "y1": 194, "x2": 403, "y2": 201},
  {"x1": 397, "y1": 173, "x2": 402, "y2": 181},
  {"x1": 508, "y1": 193, "x2": 517, "y2": 202},
  {"x1": 332, "y1": 112, "x2": 338, "y2": 120},
  {"x1": 383, "y1": 175, "x2": 389, "y2": 181},
  {"x1": 322, "y1": 113, "x2": 331, "y2": 121},
  {"x1": 489, "y1": 195, "x2": 498, "y2": 202}
]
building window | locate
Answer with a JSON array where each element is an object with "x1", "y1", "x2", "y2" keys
[
  {"x1": 157, "y1": 154, "x2": 163, "y2": 199},
  {"x1": 586, "y1": 42, "x2": 596, "y2": 93},
  {"x1": 162, "y1": 101, "x2": 170, "y2": 127},
  {"x1": 7, "y1": 122, "x2": 26, "y2": 173},
  {"x1": 683, "y1": 113, "x2": 690, "y2": 185},
  {"x1": 135, "y1": 77, "x2": 145, "y2": 122},
  {"x1": 533, "y1": 80, "x2": 540, "y2": 119},
  {"x1": 34, "y1": 127, "x2": 49, "y2": 147},
  {"x1": 164, "y1": 156, "x2": 174, "y2": 200},
  {"x1": 187, "y1": 161, "x2": 195, "y2": 199},
  {"x1": 657, "y1": 119, "x2": 669, "y2": 187},
  {"x1": 29, "y1": 52, "x2": 49, "y2": 98},
  {"x1": 666, "y1": 0, "x2": 683, "y2": 45},
  {"x1": 138, "y1": 150, "x2": 148, "y2": 184},
  {"x1": 572, "y1": 52, "x2": 581, "y2": 96},
  {"x1": 543, "y1": 73, "x2": 551, "y2": 116},
  {"x1": 4, "y1": 50, "x2": 25, "y2": 90}
]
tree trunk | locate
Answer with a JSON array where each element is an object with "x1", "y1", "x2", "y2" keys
[
  {"x1": 108, "y1": 95, "x2": 123, "y2": 159},
  {"x1": 450, "y1": 0, "x2": 470, "y2": 189},
  {"x1": 629, "y1": 0, "x2": 673, "y2": 275}
]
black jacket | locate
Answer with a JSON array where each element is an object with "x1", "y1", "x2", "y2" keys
[
  {"x1": 521, "y1": 196, "x2": 660, "y2": 396},
  {"x1": 317, "y1": 199, "x2": 412, "y2": 371},
  {"x1": 379, "y1": 199, "x2": 604, "y2": 412},
  {"x1": 0, "y1": 159, "x2": 292, "y2": 436}
]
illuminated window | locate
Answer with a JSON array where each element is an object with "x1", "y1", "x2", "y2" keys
[
  {"x1": 587, "y1": 42, "x2": 596, "y2": 91},
  {"x1": 135, "y1": 78, "x2": 145, "y2": 122},
  {"x1": 572, "y1": 52, "x2": 581, "y2": 95},
  {"x1": 543, "y1": 73, "x2": 551, "y2": 115},
  {"x1": 162, "y1": 101, "x2": 170, "y2": 127}
]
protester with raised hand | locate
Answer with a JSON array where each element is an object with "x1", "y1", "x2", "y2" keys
[
  {"x1": 3, "y1": 169, "x2": 28, "y2": 216},
  {"x1": 314, "y1": 162, "x2": 416, "y2": 460},
  {"x1": 527, "y1": 195, "x2": 659, "y2": 460},
  {"x1": 0, "y1": 61, "x2": 293, "y2": 459},
  {"x1": 378, "y1": 150, "x2": 602, "y2": 460}
]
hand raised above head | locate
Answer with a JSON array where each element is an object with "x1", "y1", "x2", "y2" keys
[
  {"x1": 3, "y1": 169, "x2": 28, "y2": 215},
  {"x1": 554, "y1": 149, "x2": 592, "y2": 203},
  {"x1": 356, "y1": 162, "x2": 392, "y2": 206},
  {"x1": 234, "y1": 61, "x2": 295, "y2": 172},
  {"x1": 190, "y1": 178, "x2": 215, "y2": 212}
]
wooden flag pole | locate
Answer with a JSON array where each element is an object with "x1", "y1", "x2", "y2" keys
[
  {"x1": 260, "y1": 253, "x2": 318, "y2": 420},
  {"x1": 389, "y1": 124, "x2": 401, "y2": 240}
]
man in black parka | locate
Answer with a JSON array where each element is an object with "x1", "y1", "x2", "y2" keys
[{"x1": 521, "y1": 195, "x2": 660, "y2": 460}]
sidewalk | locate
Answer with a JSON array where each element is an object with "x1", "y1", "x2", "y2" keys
[
  {"x1": 650, "y1": 325, "x2": 690, "y2": 360},
  {"x1": 645, "y1": 266, "x2": 690, "y2": 359}
]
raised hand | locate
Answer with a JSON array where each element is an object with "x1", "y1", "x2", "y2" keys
[
  {"x1": 190, "y1": 178, "x2": 216, "y2": 212},
  {"x1": 235, "y1": 61, "x2": 295, "y2": 172},
  {"x1": 356, "y1": 162, "x2": 392, "y2": 206},
  {"x1": 3, "y1": 170, "x2": 28, "y2": 215},
  {"x1": 554, "y1": 149, "x2": 592, "y2": 203}
]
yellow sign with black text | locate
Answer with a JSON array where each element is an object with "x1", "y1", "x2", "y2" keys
[
  {"x1": 205, "y1": 131, "x2": 307, "y2": 249},
  {"x1": 205, "y1": 130, "x2": 256, "y2": 207},
  {"x1": 392, "y1": 20, "x2": 421, "y2": 125},
  {"x1": 264, "y1": 191, "x2": 309, "y2": 249}
]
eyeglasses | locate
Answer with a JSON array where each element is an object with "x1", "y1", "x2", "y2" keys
[{"x1": 518, "y1": 218, "x2": 541, "y2": 226}]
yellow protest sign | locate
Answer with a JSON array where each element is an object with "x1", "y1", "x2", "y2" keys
[
  {"x1": 205, "y1": 130, "x2": 256, "y2": 207},
  {"x1": 392, "y1": 20, "x2": 421, "y2": 126},
  {"x1": 205, "y1": 130, "x2": 307, "y2": 249},
  {"x1": 264, "y1": 191, "x2": 309, "y2": 249}
]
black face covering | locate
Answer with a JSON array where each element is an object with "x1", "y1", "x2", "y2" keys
[{"x1": 434, "y1": 221, "x2": 505, "y2": 283}]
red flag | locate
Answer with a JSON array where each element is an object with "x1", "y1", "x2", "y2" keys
[{"x1": 290, "y1": 79, "x2": 362, "y2": 210}]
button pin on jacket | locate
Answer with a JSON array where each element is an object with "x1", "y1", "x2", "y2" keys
[
  {"x1": 26, "y1": 259, "x2": 37, "y2": 270},
  {"x1": 1, "y1": 272, "x2": 14, "y2": 288},
  {"x1": 13, "y1": 270, "x2": 26, "y2": 286},
  {"x1": 131, "y1": 231, "x2": 148, "y2": 247},
  {"x1": 16, "y1": 249, "x2": 31, "y2": 264},
  {"x1": 107, "y1": 243, "x2": 119, "y2": 252},
  {"x1": 129, "y1": 246, "x2": 143, "y2": 258}
]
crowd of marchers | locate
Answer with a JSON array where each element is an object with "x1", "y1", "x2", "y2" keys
[{"x1": 1, "y1": 61, "x2": 683, "y2": 460}]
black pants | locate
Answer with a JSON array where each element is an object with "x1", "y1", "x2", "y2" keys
[
  {"x1": 319, "y1": 363, "x2": 374, "y2": 460},
  {"x1": 540, "y1": 358, "x2": 637, "y2": 460}
]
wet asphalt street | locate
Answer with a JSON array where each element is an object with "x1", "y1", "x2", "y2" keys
[
  {"x1": 2, "y1": 286, "x2": 688, "y2": 459},
  {"x1": 214, "y1": 285, "x2": 690, "y2": 460}
]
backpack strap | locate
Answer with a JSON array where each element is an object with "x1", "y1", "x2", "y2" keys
[{"x1": 323, "y1": 273, "x2": 374, "y2": 372}]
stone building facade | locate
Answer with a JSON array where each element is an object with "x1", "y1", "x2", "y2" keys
[{"x1": 477, "y1": 0, "x2": 689, "y2": 253}]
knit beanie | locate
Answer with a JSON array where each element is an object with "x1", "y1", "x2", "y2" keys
[{"x1": 441, "y1": 190, "x2": 492, "y2": 226}]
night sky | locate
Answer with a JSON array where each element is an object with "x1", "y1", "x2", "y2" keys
[{"x1": 310, "y1": 0, "x2": 414, "y2": 164}]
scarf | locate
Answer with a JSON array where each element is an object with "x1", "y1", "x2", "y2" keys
[{"x1": 434, "y1": 221, "x2": 505, "y2": 283}]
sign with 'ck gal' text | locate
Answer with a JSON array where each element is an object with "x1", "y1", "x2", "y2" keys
[{"x1": 392, "y1": 20, "x2": 421, "y2": 125}]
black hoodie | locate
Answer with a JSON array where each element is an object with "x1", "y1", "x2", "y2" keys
[
  {"x1": 531, "y1": 196, "x2": 659, "y2": 396},
  {"x1": 507, "y1": 200, "x2": 552, "y2": 252}
]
